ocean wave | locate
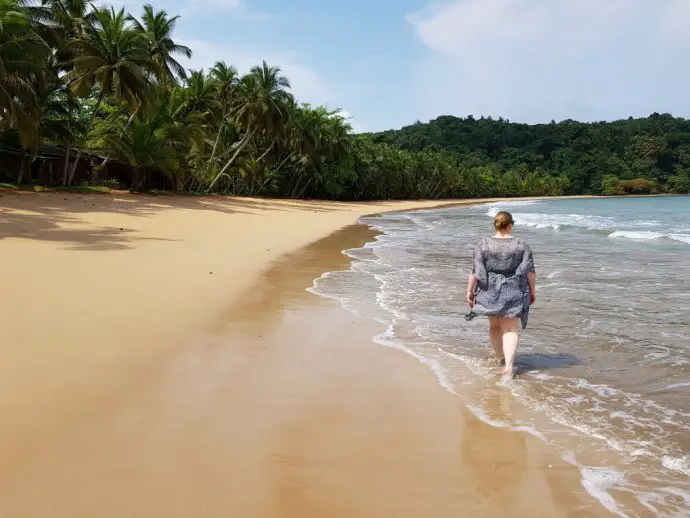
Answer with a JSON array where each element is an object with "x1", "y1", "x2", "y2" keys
[
  {"x1": 609, "y1": 231, "x2": 690, "y2": 245},
  {"x1": 668, "y1": 234, "x2": 690, "y2": 245},
  {"x1": 609, "y1": 230, "x2": 664, "y2": 240},
  {"x1": 481, "y1": 199, "x2": 543, "y2": 208},
  {"x1": 484, "y1": 209, "x2": 616, "y2": 230}
]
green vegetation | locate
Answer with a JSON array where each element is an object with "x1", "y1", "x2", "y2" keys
[
  {"x1": 1, "y1": 1, "x2": 688, "y2": 199},
  {"x1": 370, "y1": 115, "x2": 690, "y2": 196}
]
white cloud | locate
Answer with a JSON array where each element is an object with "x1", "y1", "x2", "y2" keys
[
  {"x1": 407, "y1": 0, "x2": 637, "y2": 58},
  {"x1": 405, "y1": 0, "x2": 690, "y2": 124}
]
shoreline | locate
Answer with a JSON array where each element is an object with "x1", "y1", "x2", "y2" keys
[{"x1": 0, "y1": 192, "x2": 610, "y2": 516}]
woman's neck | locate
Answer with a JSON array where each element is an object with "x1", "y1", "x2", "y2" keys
[{"x1": 493, "y1": 231, "x2": 513, "y2": 239}]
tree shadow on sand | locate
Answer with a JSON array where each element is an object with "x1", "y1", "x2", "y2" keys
[
  {"x1": 0, "y1": 191, "x2": 357, "y2": 251},
  {"x1": 0, "y1": 210, "x2": 178, "y2": 251}
]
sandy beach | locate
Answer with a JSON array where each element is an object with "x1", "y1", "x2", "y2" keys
[{"x1": 0, "y1": 192, "x2": 608, "y2": 517}]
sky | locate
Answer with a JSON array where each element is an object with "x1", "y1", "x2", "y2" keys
[{"x1": 119, "y1": 0, "x2": 690, "y2": 132}]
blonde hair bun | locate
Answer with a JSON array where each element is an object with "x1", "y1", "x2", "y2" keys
[{"x1": 494, "y1": 211, "x2": 514, "y2": 230}]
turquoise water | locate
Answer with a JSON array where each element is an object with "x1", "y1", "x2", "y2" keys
[{"x1": 310, "y1": 196, "x2": 690, "y2": 517}]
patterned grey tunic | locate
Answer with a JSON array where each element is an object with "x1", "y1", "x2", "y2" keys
[{"x1": 466, "y1": 237, "x2": 535, "y2": 329}]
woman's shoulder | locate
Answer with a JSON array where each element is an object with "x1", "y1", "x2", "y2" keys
[
  {"x1": 516, "y1": 237, "x2": 533, "y2": 250},
  {"x1": 476, "y1": 236, "x2": 493, "y2": 249}
]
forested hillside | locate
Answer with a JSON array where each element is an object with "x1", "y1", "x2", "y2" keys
[{"x1": 370, "y1": 115, "x2": 690, "y2": 195}]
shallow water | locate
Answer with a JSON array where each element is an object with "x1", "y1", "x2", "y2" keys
[{"x1": 309, "y1": 196, "x2": 690, "y2": 518}]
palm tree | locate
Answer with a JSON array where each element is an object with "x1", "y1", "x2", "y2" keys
[
  {"x1": 0, "y1": 0, "x2": 50, "y2": 148},
  {"x1": 205, "y1": 61, "x2": 238, "y2": 174},
  {"x1": 66, "y1": 6, "x2": 154, "y2": 121},
  {"x1": 63, "y1": 6, "x2": 155, "y2": 182},
  {"x1": 128, "y1": 4, "x2": 191, "y2": 85},
  {"x1": 89, "y1": 86, "x2": 204, "y2": 191},
  {"x1": 207, "y1": 61, "x2": 293, "y2": 192},
  {"x1": 38, "y1": 0, "x2": 88, "y2": 62},
  {"x1": 209, "y1": 61, "x2": 238, "y2": 106},
  {"x1": 180, "y1": 68, "x2": 220, "y2": 117},
  {"x1": 281, "y1": 104, "x2": 352, "y2": 197}
]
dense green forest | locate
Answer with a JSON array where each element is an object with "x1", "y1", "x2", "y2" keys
[
  {"x1": 1, "y1": 1, "x2": 688, "y2": 199},
  {"x1": 370, "y1": 115, "x2": 690, "y2": 196}
]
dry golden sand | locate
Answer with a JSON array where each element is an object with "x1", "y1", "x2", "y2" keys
[{"x1": 0, "y1": 192, "x2": 609, "y2": 517}]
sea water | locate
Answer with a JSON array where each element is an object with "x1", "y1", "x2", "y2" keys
[{"x1": 309, "y1": 196, "x2": 690, "y2": 517}]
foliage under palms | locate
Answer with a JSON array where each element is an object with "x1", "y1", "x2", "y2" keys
[{"x1": 89, "y1": 88, "x2": 204, "y2": 191}]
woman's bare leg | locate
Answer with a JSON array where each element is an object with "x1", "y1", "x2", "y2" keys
[
  {"x1": 500, "y1": 317, "x2": 520, "y2": 376},
  {"x1": 488, "y1": 317, "x2": 504, "y2": 363}
]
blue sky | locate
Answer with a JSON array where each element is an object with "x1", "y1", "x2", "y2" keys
[{"x1": 121, "y1": 0, "x2": 690, "y2": 132}]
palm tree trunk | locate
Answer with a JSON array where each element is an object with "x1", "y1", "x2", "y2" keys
[
  {"x1": 256, "y1": 140, "x2": 275, "y2": 163},
  {"x1": 86, "y1": 90, "x2": 106, "y2": 136},
  {"x1": 271, "y1": 153, "x2": 292, "y2": 175},
  {"x1": 17, "y1": 153, "x2": 29, "y2": 184},
  {"x1": 100, "y1": 107, "x2": 139, "y2": 169},
  {"x1": 257, "y1": 171, "x2": 277, "y2": 195},
  {"x1": 205, "y1": 114, "x2": 227, "y2": 174},
  {"x1": 206, "y1": 128, "x2": 256, "y2": 193},
  {"x1": 67, "y1": 149, "x2": 82, "y2": 186},
  {"x1": 62, "y1": 146, "x2": 71, "y2": 185},
  {"x1": 64, "y1": 90, "x2": 105, "y2": 187}
]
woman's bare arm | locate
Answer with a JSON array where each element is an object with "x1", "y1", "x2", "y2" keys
[
  {"x1": 528, "y1": 271, "x2": 536, "y2": 304},
  {"x1": 466, "y1": 274, "x2": 477, "y2": 306}
]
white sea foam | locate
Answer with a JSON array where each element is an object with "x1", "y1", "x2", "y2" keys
[
  {"x1": 579, "y1": 467, "x2": 629, "y2": 518},
  {"x1": 609, "y1": 230, "x2": 665, "y2": 240},
  {"x1": 481, "y1": 199, "x2": 542, "y2": 208},
  {"x1": 653, "y1": 381, "x2": 690, "y2": 392},
  {"x1": 374, "y1": 327, "x2": 459, "y2": 395},
  {"x1": 465, "y1": 404, "x2": 548, "y2": 441},
  {"x1": 484, "y1": 209, "x2": 615, "y2": 230},
  {"x1": 668, "y1": 233, "x2": 690, "y2": 245},
  {"x1": 609, "y1": 230, "x2": 690, "y2": 245},
  {"x1": 662, "y1": 455, "x2": 690, "y2": 477}
]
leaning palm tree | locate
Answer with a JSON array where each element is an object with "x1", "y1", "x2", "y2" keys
[
  {"x1": 206, "y1": 61, "x2": 293, "y2": 192},
  {"x1": 128, "y1": 4, "x2": 191, "y2": 85},
  {"x1": 205, "y1": 60, "x2": 238, "y2": 173}
]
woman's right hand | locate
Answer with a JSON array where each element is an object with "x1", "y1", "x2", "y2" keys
[{"x1": 530, "y1": 291, "x2": 536, "y2": 305}]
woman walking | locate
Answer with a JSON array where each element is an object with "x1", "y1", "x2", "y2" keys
[{"x1": 466, "y1": 211, "x2": 536, "y2": 379}]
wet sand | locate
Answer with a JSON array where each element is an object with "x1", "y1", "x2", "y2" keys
[{"x1": 0, "y1": 193, "x2": 608, "y2": 517}]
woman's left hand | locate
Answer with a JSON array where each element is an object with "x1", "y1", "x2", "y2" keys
[{"x1": 466, "y1": 291, "x2": 475, "y2": 307}]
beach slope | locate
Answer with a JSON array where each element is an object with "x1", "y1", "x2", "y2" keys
[{"x1": 0, "y1": 193, "x2": 606, "y2": 517}]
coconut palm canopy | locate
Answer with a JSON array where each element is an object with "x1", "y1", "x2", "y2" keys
[{"x1": 2, "y1": 1, "x2": 685, "y2": 197}]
